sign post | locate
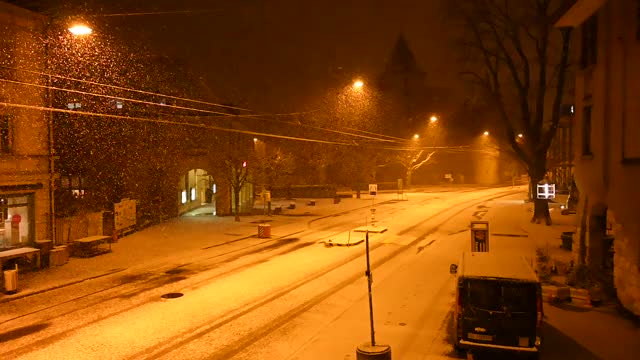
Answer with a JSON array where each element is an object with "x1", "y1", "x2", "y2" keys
[
  {"x1": 470, "y1": 221, "x2": 490, "y2": 252},
  {"x1": 355, "y1": 231, "x2": 392, "y2": 359}
]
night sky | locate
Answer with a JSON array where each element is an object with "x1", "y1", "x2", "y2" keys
[{"x1": 9, "y1": 0, "x2": 466, "y2": 113}]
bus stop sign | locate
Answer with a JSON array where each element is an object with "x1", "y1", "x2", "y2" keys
[{"x1": 470, "y1": 221, "x2": 489, "y2": 252}]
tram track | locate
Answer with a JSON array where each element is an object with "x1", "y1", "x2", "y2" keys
[{"x1": 127, "y1": 189, "x2": 520, "y2": 360}]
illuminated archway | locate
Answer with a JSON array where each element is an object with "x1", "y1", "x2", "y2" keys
[{"x1": 178, "y1": 168, "x2": 216, "y2": 216}]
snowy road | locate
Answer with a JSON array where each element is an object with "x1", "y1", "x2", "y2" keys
[{"x1": 2, "y1": 187, "x2": 588, "y2": 360}]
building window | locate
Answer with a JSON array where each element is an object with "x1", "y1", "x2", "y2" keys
[
  {"x1": 582, "y1": 106, "x2": 593, "y2": 156},
  {"x1": 111, "y1": 99, "x2": 123, "y2": 109},
  {"x1": 636, "y1": 0, "x2": 640, "y2": 40},
  {"x1": 67, "y1": 102, "x2": 82, "y2": 110},
  {"x1": 560, "y1": 104, "x2": 575, "y2": 117},
  {"x1": 1, "y1": 115, "x2": 12, "y2": 153},
  {"x1": 0, "y1": 194, "x2": 34, "y2": 246},
  {"x1": 581, "y1": 14, "x2": 598, "y2": 68}
]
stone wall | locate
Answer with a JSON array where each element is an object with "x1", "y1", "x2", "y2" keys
[{"x1": 610, "y1": 212, "x2": 640, "y2": 315}]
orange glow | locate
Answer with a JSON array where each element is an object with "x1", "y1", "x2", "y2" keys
[{"x1": 68, "y1": 24, "x2": 93, "y2": 36}]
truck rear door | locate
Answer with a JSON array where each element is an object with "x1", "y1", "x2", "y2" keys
[{"x1": 462, "y1": 279, "x2": 538, "y2": 348}]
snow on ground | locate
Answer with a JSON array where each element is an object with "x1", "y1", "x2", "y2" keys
[{"x1": 2, "y1": 186, "x2": 639, "y2": 360}]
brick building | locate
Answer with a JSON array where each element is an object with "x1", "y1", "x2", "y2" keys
[{"x1": 0, "y1": 1, "x2": 52, "y2": 249}]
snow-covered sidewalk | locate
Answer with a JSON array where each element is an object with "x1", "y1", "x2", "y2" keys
[
  {"x1": 484, "y1": 192, "x2": 640, "y2": 359},
  {"x1": 0, "y1": 194, "x2": 395, "y2": 303}
]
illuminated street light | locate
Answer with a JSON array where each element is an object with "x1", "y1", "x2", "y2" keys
[
  {"x1": 253, "y1": 138, "x2": 258, "y2": 142},
  {"x1": 483, "y1": 131, "x2": 489, "y2": 136},
  {"x1": 413, "y1": 134, "x2": 420, "y2": 139},
  {"x1": 517, "y1": 133, "x2": 524, "y2": 138},
  {"x1": 68, "y1": 24, "x2": 93, "y2": 36},
  {"x1": 430, "y1": 115, "x2": 438, "y2": 123},
  {"x1": 353, "y1": 79, "x2": 364, "y2": 89}
]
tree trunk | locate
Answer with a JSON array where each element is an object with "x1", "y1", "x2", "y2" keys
[
  {"x1": 406, "y1": 169, "x2": 412, "y2": 188},
  {"x1": 234, "y1": 187, "x2": 241, "y2": 222},
  {"x1": 530, "y1": 171, "x2": 552, "y2": 225},
  {"x1": 578, "y1": 196, "x2": 589, "y2": 266}
]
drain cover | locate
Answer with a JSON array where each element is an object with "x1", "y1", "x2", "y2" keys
[{"x1": 161, "y1": 292, "x2": 184, "y2": 299}]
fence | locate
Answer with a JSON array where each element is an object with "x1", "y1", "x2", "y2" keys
[{"x1": 55, "y1": 211, "x2": 104, "y2": 245}]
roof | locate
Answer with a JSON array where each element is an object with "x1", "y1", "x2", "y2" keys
[
  {"x1": 555, "y1": 0, "x2": 607, "y2": 27},
  {"x1": 458, "y1": 252, "x2": 539, "y2": 282}
]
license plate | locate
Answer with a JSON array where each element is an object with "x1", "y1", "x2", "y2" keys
[{"x1": 468, "y1": 333, "x2": 493, "y2": 341}]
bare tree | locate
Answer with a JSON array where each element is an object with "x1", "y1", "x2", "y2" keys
[
  {"x1": 254, "y1": 146, "x2": 295, "y2": 191},
  {"x1": 397, "y1": 150, "x2": 437, "y2": 188},
  {"x1": 454, "y1": 0, "x2": 572, "y2": 224},
  {"x1": 215, "y1": 130, "x2": 253, "y2": 222}
]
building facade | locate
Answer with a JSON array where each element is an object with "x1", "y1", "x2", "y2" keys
[
  {"x1": 0, "y1": 2, "x2": 52, "y2": 249},
  {"x1": 547, "y1": 105, "x2": 576, "y2": 193},
  {"x1": 557, "y1": 0, "x2": 640, "y2": 315}
]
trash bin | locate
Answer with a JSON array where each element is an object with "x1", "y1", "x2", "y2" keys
[
  {"x1": 3, "y1": 266, "x2": 18, "y2": 294},
  {"x1": 561, "y1": 232, "x2": 574, "y2": 251},
  {"x1": 258, "y1": 224, "x2": 271, "y2": 238}
]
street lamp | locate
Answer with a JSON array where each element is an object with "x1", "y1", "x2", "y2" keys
[
  {"x1": 45, "y1": 21, "x2": 95, "y2": 242},
  {"x1": 68, "y1": 24, "x2": 93, "y2": 36},
  {"x1": 430, "y1": 115, "x2": 438, "y2": 123},
  {"x1": 353, "y1": 79, "x2": 364, "y2": 89},
  {"x1": 413, "y1": 134, "x2": 420, "y2": 139},
  {"x1": 483, "y1": 131, "x2": 490, "y2": 136},
  {"x1": 517, "y1": 133, "x2": 523, "y2": 138}
]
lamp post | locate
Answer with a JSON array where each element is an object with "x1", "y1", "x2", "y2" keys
[{"x1": 44, "y1": 20, "x2": 93, "y2": 244}]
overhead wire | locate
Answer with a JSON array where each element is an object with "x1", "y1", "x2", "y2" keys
[
  {"x1": 96, "y1": 9, "x2": 227, "y2": 17},
  {"x1": 0, "y1": 67, "x2": 409, "y2": 144},
  {"x1": 1, "y1": 99, "x2": 476, "y2": 152},
  {"x1": 0, "y1": 64, "x2": 253, "y2": 113},
  {"x1": 0, "y1": 101, "x2": 357, "y2": 146}
]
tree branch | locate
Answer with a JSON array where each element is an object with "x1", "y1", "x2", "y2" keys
[
  {"x1": 410, "y1": 151, "x2": 436, "y2": 171},
  {"x1": 541, "y1": 27, "x2": 572, "y2": 153},
  {"x1": 533, "y1": 0, "x2": 551, "y2": 141}
]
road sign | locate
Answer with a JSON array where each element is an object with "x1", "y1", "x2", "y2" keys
[
  {"x1": 369, "y1": 184, "x2": 377, "y2": 196},
  {"x1": 537, "y1": 183, "x2": 556, "y2": 199}
]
